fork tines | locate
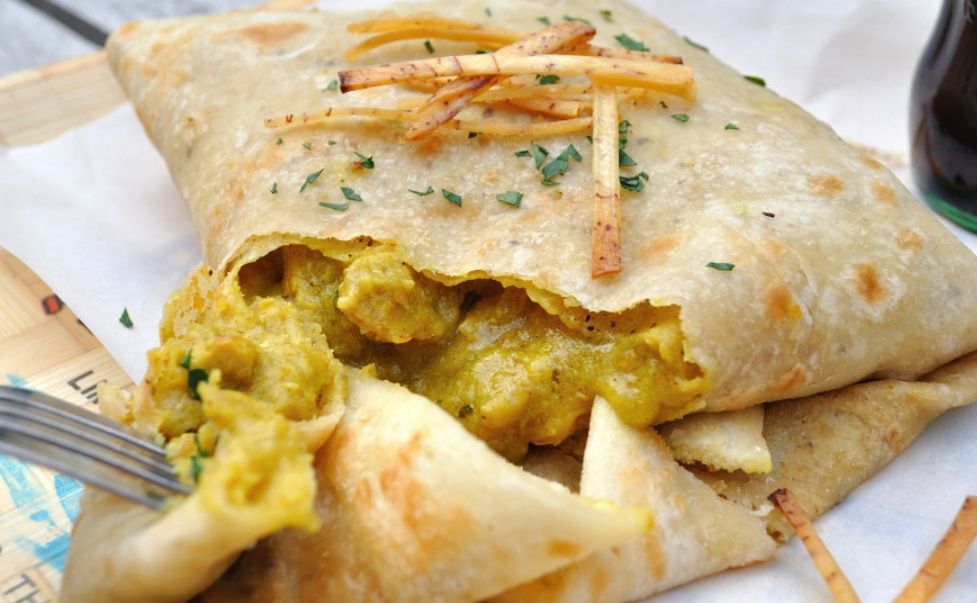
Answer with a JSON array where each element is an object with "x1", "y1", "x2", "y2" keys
[{"x1": 0, "y1": 385, "x2": 192, "y2": 510}]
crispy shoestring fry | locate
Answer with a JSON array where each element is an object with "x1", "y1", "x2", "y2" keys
[
  {"x1": 583, "y1": 45, "x2": 683, "y2": 64},
  {"x1": 439, "y1": 116, "x2": 591, "y2": 136},
  {"x1": 591, "y1": 86, "x2": 622, "y2": 278},
  {"x1": 263, "y1": 106, "x2": 591, "y2": 136},
  {"x1": 345, "y1": 27, "x2": 516, "y2": 61},
  {"x1": 319, "y1": 14, "x2": 696, "y2": 277},
  {"x1": 339, "y1": 53, "x2": 696, "y2": 100},
  {"x1": 404, "y1": 21, "x2": 596, "y2": 140},
  {"x1": 347, "y1": 15, "x2": 683, "y2": 64},
  {"x1": 347, "y1": 15, "x2": 485, "y2": 34},
  {"x1": 894, "y1": 496, "x2": 977, "y2": 603},
  {"x1": 264, "y1": 106, "x2": 412, "y2": 128},
  {"x1": 769, "y1": 489, "x2": 860, "y2": 603},
  {"x1": 397, "y1": 94, "x2": 582, "y2": 118}
]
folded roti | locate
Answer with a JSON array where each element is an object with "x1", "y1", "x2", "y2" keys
[
  {"x1": 199, "y1": 374, "x2": 651, "y2": 602},
  {"x1": 60, "y1": 0, "x2": 977, "y2": 600},
  {"x1": 495, "y1": 398, "x2": 776, "y2": 603},
  {"x1": 105, "y1": 0, "x2": 977, "y2": 418}
]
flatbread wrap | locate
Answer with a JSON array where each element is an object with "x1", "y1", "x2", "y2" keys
[{"x1": 60, "y1": 0, "x2": 977, "y2": 601}]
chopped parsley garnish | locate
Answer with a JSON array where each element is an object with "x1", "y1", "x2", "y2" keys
[
  {"x1": 537, "y1": 16, "x2": 551, "y2": 25},
  {"x1": 299, "y1": 169, "x2": 324, "y2": 192},
  {"x1": 326, "y1": 79, "x2": 338, "y2": 91},
  {"x1": 424, "y1": 40, "x2": 435, "y2": 54},
  {"x1": 190, "y1": 454, "x2": 203, "y2": 482},
  {"x1": 744, "y1": 75, "x2": 766, "y2": 87},
  {"x1": 614, "y1": 33, "x2": 649, "y2": 52},
  {"x1": 179, "y1": 349, "x2": 192, "y2": 370},
  {"x1": 496, "y1": 191, "x2": 523, "y2": 207},
  {"x1": 319, "y1": 200, "x2": 350, "y2": 211},
  {"x1": 537, "y1": 74, "x2": 560, "y2": 85},
  {"x1": 485, "y1": 7, "x2": 492, "y2": 16},
  {"x1": 724, "y1": 122, "x2": 740, "y2": 130},
  {"x1": 683, "y1": 35, "x2": 708, "y2": 52},
  {"x1": 514, "y1": 149, "x2": 531, "y2": 157},
  {"x1": 119, "y1": 308, "x2": 133, "y2": 329},
  {"x1": 458, "y1": 404, "x2": 474, "y2": 418},
  {"x1": 328, "y1": 140, "x2": 337, "y2": 146},
  {"x1": 189, "y1": 433, "x2": 210, "y2": 483},
  {"x1": 187, "y1": 368, "x2": 209, "y2": 400},
  {"x1": 468, "y1": 131, "x2": 479, "y2": 138},
  {"x1": 302, "y1": 142, "x2": 312, "y2": 150},
  {"x1": 563, "y1": 15, "x2": 592, "y2": 25},
  {"x1": 409, "y1": 185, "x2": 435, "y2": 196},
  {"x1": 276, "y1": 137, "x2": 283, "y2": 145},
  {"x1": 659, "y1": 100, "x2": 668, "y2": 109},
  {"x1": 620, "y1": 171, "x2": 649, "y2": 192},
  {"x1": 762, "y1": 211, "x2": 776, "y2": 218},
  {"x1": 600, "y1": 9, "x2": 613, "y2": 22},
  {"x1": 532, "y1": 142, "x2": 549, "y2": 168},
  {"x1": 706, "y1": 262, "x2": 735, "y2": 271},
  {"x1": 442, "y1": 189, "x2": 462, "y2": 206},
  {"x1": 540, "y1": 144, "x2": 582, "y2": 184},
  {"x1": 340, "y1": 186, "x2": 362, "y2": 201},
  {"x1": 354, "y1": 152, "x2": 375, "y2": 169},
  {"x1": 618, "y1": 119, "x2": 635, "y2": 167},
  {"x1": 475, "y1": 49, "x2": 491, "y2": 54},
  {"x1": 671, "y1": 113, "x2": 690, "y2": 123},
  {"x1": 271, "y1": 182, "x2": 278, "y2": 194}
]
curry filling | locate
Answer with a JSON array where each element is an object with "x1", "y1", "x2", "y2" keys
[{"x1": 149, "y1": 240, "x2": 707, "y2": 467}]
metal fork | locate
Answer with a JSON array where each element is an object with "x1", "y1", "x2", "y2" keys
[{"x1": 0, "y1": 385, "x2": 191, "y2": 510}]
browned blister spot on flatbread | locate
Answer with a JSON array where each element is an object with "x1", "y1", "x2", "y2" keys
[
  {"x1": 547, "y1": 540, "x2": 582, "y2": 558},
  {"x1": 897, "y1": 228, "x2": 926, "y2": 252},
  {"x1": 231, "y1": 22, "x2": 310, "y2": 45},
  {"x1": 643, "y1": 532, "x2": 666, "y2": 579},
  {"x1": 772, "y1": 365, "x2": 807, "y2": 396},
  {"x1": 640, "y1": 231, "x2": 684, "y2": 261},
  {"x1": 116, "y1": 21, "x2": 141, "y2": 37},
  {"x1": 860, "y1": 155, "x2": 884, "y2": 171},
  {"x1": 765, "y1": 285, "x2": 802, "y2": 320},
  {"x1": 588, "y1": 566, "x2": 610, "y2": 601},
  {"x1": 854, "y1": 264, "x2": 886, "y2": 303},
  {"x1": 807, "y1": 174, "x2": 844, "y2": 197},
  {"x1": 873, "y1": 180, "x2": 897, "y2": 207}
]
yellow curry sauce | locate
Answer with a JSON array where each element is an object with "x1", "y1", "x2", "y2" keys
[{"x1": 147, "y1": 240, "x2": 707, "y2": 465}]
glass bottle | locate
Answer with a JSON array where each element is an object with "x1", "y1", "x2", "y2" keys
[{"x1": 910, "y1": 0, "x2": 977, "y2": 232}]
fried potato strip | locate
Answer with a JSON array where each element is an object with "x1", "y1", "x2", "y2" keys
[
  {"x1": 590, "y1": 86, "x2": 622, "y2": 278},
  {"x1": 894, "y1": 495, "x2": 977, "y2": 603},
  {"x1": 769, "y1": 489, "x2": 860, "y2": 603},
  {"x1": 404, "y1": 21, "x2": 595, "y2": 140},
  {"x1": 339, "y1": 54, "x2": 696, "y2": 100}
]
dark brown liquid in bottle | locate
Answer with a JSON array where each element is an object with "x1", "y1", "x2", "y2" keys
[{"x1": 911, "y1": 0, "x2": 977, "y2": 231}]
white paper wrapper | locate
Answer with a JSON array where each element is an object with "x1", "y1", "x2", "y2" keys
[{"x1": 0, "y1": 0, "x2": 975, "y2": 600}]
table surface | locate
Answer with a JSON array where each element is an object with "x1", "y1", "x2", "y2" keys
[{"x1": 0, "y1": 0, "x2": 255, "y2": 77}]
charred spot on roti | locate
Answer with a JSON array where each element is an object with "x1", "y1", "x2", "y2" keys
[
  {"x1": 872, "y1": 180, "x2": 897, "y2": 207},
  {"x1": 897, "y1": 228, "x2": 926, "y2": 252},
  {"x1": 806, "y1": 174, "x2": 844, "y2": 197},
  {"x1": 772, "y1": 365, "x2": 807, "y2": 396},
  {"x1": 764, "y1": 286, "x2": 802, "y2": 320},
  {"x1": 232, "y1": 22, "x2": 311, "y2": 46},
  {"x1": 853, "y1": 264, "x2": 886, "y2": 303},
  {"x1": 115, "y1": 21, "x2": 141, "y2": 37},
  {"x1": 860, "y1": 155, "x2": 884, "y2": 171},
  {"x1": 547, "y1": 539, "x2": 582, "y2": 558},
  {"x1": 589, "y1": 566, "x2": 611, "y2": 601},
  {"x1": 639, "y1": 231, "x2": 684, "y2": 261},
  {"x1": 643, "y1": 532, "x2": 666, "y2": 578}
]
